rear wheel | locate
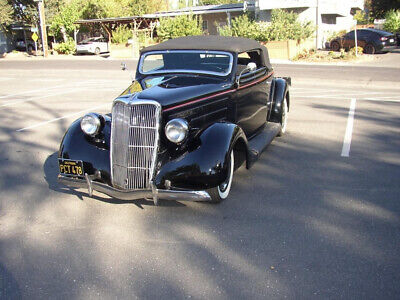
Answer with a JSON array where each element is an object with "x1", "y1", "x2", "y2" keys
[
  {"x1": 364, "y1": 44, "x2": 376, "y2": 54},
  {"x1": 208, "y1": 151, "x2": 234, "y2": 203},
  {"x1": 278, "y1": 96, "x2": 288, "y2": 136},
  {"x1": 94, "y1": 47, "x2": 101, "y2": 55},
  {"x1": 330, "y1": 41, "x2": 340, "y2": 52}
]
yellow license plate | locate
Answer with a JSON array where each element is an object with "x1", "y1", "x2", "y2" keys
[{"x1": 58, "y1": 159, "x2": 84, "y2": 177}]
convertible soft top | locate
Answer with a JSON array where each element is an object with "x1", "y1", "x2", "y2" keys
[{"x1": 141, "y1": 35, "x2": 272, "y2": 69}]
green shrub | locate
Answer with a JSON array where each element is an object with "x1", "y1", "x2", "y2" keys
[
  {"x1": 383, "y1": 10, "x2": 400, "y2": 33},
  {"x1": 218, "y1": 14, "x2": 260, "y2": 40},
  {"x1": 327, "y1": 30, "x2": 346, "y2": 42},
  {"x1": 111, "y1": 25, "x2": 132, "y2": 44},
  {"x1": 218, "y1": 10, "x2": 314, "y2": 42},
  {"x1": 157, "y1": 15, "x2": 203, "y2": 41},
  {"x1": 53, "y1": 39, "x2": 76, "y2": 55}
]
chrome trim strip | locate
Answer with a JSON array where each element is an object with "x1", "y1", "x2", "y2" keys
[
  {"x1": 138, "y1": 50, "x2": 234, "y2": 77},
  {"x1": 58, "y1": 175, "x2": 212, "y2": 202}
]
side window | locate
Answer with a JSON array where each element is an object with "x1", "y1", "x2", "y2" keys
[
  {"x1": 237, "y1": 50, "x2": 263, "y2": 74},
  {"x1": 345, "y1": 31, "x2": 355, "y2": 39}
]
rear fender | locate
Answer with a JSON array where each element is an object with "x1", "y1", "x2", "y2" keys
[{"x1": 268, "y1": 78, "x2": 290, "y2": 123}]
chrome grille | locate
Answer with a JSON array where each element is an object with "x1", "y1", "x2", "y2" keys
[{"x1": 111, "y1": 100, "x2": 161, "y2": 190}]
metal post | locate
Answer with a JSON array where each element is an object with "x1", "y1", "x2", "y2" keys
[
  {"x1": 315, "y1": 0, "x2": 319, "y2": 49},
  {"x1": 35, "y1": 0, "x2": 48, "y2": 57},
  {"x1": 354, "y1": 22, "x2": 358, "y2": 57}
]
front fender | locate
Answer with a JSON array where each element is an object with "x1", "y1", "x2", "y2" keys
[
  {"x1": 268, "y1": 78, "x2": 290, "y2": 123},
  {"x1": 155, "y1": 122, "x2": 247, "y2": 190},
  {"x1": 58, "y1": 116, "x2": 112, "y2": 185}
]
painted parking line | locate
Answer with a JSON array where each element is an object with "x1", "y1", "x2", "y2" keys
[
  {"x1": 16, "y1": 103, "x2": 110, "y2": 132},
  {"x1": 0, "y1": 77, "x2": 14, "y2": 82},
  {"x1": 341, "y1": 98, "x2": 357, "y2": 157},
  {"x1": 0, "y1": 80, "x2": 124, "y2": 100},
  {"x1": 0, "y1": 86, "x2": 119, "y2": 107}
]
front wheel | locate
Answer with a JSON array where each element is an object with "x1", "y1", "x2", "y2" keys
[
  {"x1": 278, "y1": 96, "x2": 288, "y2": 136},
  {"x1": 94, "y1": 47, "x2": 101, "y2": 55},
  {"x1": 208, "y1": 151, "x2": 234, "y2": 203}
]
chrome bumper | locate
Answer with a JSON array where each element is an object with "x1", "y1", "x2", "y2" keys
[{"x1": 57, "y1": 174, "x2": 212, "y2": 205}]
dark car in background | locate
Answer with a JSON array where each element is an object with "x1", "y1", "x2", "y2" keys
[
  {"x1": 57, "y1": 36, "x2": 291, "y2": 205},
  {"x1": 330, "y1": 28, "x2": 397, "y2": 54}
]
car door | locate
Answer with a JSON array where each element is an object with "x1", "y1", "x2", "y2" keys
[
  {"x1": 234, "y1": 50, "x2": 271, "y2": 137},
  {"x1": 343, "y1": 31, "x2": 355, "y2": 49},
  {"x1": 356, "y1": 30, "x2": 368, "y2": 48}
]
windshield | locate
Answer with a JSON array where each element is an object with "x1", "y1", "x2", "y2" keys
[{"x1": 139, "y1": 50, "x2": 233, "y2": 76}]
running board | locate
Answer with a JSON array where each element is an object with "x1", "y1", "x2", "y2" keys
[{"x1": 247, "y1": 122, "x2": 281, "y2": 168}]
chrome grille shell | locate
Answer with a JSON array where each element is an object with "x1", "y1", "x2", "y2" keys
[{"x1": 110, "y1": 99, "x2": 161, "y2": 190}]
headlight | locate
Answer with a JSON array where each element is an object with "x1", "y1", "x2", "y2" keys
[
  {"x1": 165, "y1": 119, "x2": 189, "y2": 144},
  {"x1": 81, "y1": 113, "x2": 101, "y2": 136}
]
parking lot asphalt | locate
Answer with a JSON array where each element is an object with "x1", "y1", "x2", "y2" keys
[{"x1": 0, "y1": 57, "x2": 399, "y2": 299}]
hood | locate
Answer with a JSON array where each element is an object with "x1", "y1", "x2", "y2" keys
[{"x1": 117, "y1": 74, "x2": 232, "y2": 109}]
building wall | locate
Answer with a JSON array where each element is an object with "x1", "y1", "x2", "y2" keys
[{"x1": 257, "y1": 0, "x2": 363, "y2": 48}]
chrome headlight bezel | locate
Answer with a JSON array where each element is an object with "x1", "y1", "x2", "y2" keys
[
  {"x1": 165, "y1": 118, "x2": 189, "y2": 144},
  {"x1": 80, "y1": 113, "x2": 102, "y2": 136}
]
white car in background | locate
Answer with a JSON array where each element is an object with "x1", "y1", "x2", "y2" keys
[{"x1": 76, "y1": 37, "x2": 109, "y2": 55}]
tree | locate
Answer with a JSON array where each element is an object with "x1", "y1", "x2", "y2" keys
[
  {"x1": 198, "y1": 0, "x2": 237, "y2": 5},
  {"x1": 0, "y1": 0, "x2": 13, "y2": 24},
  {"x1": 157, "y1": 15, "x2": 203, "y2": 41},
  {"x1": 383, "y1": 9, "x2": 400, "y2": 33},
  {"x1": 369, "y1": 0, "x2": 400, "y2": 19}
]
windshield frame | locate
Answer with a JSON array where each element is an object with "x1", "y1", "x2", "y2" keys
[{"x1": 138, "y1": 50, "x2": 234, "y2": 77}]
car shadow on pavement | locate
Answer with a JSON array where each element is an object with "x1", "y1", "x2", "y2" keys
[{"x1": 43, "y1": 152, "x2": 185, "y2": 208}]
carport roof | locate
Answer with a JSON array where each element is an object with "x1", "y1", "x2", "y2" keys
[{"x1": 75, "y1": 16, "x2": 158, "y2": 25}]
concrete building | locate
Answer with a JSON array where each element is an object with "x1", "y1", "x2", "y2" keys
[
  {"x1": 165, "y1": 0, "x2": 364, "y2": 47},
  {"x1": 257, "y1": 0, "x2": 364, "y2": 48}
]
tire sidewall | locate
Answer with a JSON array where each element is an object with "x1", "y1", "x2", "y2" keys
[
  {"x1": 278, "y1": 96, "x2": 288, "y2": 136},
  {"x1": 217, "y1": 150, "x2": 234, "y2": 199}
]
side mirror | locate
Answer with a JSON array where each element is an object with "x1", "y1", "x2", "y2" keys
[
  {"x1": 236, "y1": 62, "x2": 257, "y2": 86},
  {"x1": 121, "y1": 62, "x2": 127, "y2": 71}
]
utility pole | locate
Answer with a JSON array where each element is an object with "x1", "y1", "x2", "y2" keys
[{"x1": 34, "y1": 0, "x2": 48, "y2": 57}]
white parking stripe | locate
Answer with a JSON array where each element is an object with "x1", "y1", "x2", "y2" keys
[
  {"x1": 0, "y1": 87, "x2": 118, "y2": 107},
  {"x1": 341, "y1": 98, "x2": 357, "y2": 157},
  {"x1": 0, "y1": 77, "x2": 14, "y2": 82},
  {"x1": 16, "y1": 104, "x2": 110, "y2": 132}
]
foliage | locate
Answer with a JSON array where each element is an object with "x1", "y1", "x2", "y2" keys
[
  {"x1": 53, "y1": 39, "x2": 76, "y2": 54},
  {"x1": 326, "y1": 30, "x2": 346, "y2": 42},
  {"x1": 369, "y1": 0, "x2": 400, "y2": 19},
  {"x1": 50, "y1": 0, "x2": 82, "y2": 40},
  {"x1": 219, "y1": 10, "x2": 314, "y2": 42},
  {"x1": 0, "y1": 0, "x2": 13, "y2": 24},
  {"x1": 157, "y1": 15, "x2": 203, "y2": 41},
  {"x1": 383, "y1": 9, "x2": 400, "y2": 33},
  {"x1": 197, "y1": 0, "x2": 238, "y2": 5},
  {"x1": 218, "y1": 14, "x2": 259, "y2": 40},
  {"x1": 349, "y1": 46, "x2": 364, "y2": 56},
  {"x1": 111, "y1": 25, "x2": 132, "y2": 44},
  {"x1": 263, "y1": 9, "x2": 314, "y2": 41},
  {"x1": 353, "y1": 10, "x2": 370, "y2": 25}
]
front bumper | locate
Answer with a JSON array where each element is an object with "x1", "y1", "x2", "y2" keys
[{"x1": 58, "y1": 174, "x2": 212, "y2": 205}]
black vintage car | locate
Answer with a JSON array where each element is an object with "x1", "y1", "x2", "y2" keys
[{"x1": 58, "y1": 36, "x2": 290, "y2": 205}]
